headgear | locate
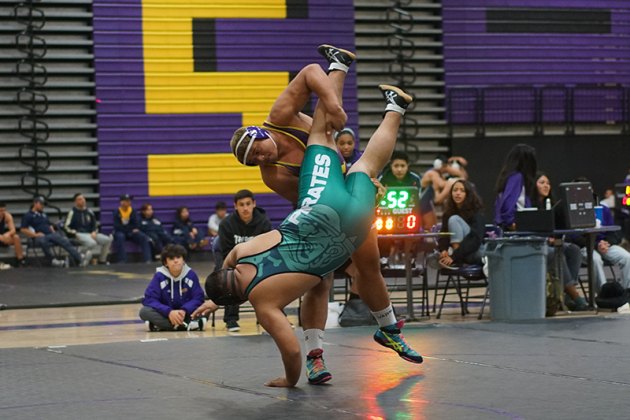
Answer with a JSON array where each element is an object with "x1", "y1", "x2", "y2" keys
[{"x1": 233, "y1": 126, "x2": 271, "y2": 166}]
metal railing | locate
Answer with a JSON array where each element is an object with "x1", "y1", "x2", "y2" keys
[
  {"x1": 447, "y1": 84, "x2": 630, "y2": 137},
  {"x1": 386, "y1": 0, "x2": 420, "y2": 152},
  {"x1": 13, "y1": 2, "x2": 54, "y2": 204}
]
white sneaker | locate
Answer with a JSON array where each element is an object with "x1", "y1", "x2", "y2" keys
[
  {"x1": 0, "y1": 262, "x2": 12, "y2": 270},
  {"x1": 51, "y1": 258, "x2": 65, "y2": 268},
  {"x1": 187, "y1": 317, "x2": 206, "y2": 331},
  {"x1": 80, "y1": 250, "x2": 93, "y2": 267}
]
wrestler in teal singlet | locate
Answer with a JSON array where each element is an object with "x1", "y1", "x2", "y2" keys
[{"x1": 239, "y1": 145, "x2": 376, "y2": 297}]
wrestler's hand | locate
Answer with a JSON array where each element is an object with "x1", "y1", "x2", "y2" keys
[
  {"x1": 371, "y1": 178, "x2": 386, "y2": 203},
  {"x1": 191, "y1": 300, "x2": 218, "y2": 319},
  {"x1": 264, "y1": 377, "x2": 294, "y2": 388},
  {"x1": 325, "y1": 105, "x2": 347, "y2": 134}
]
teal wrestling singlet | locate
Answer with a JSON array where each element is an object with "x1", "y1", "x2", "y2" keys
[{"x1": 239, "y1": 146, "x2": 375, "y2": 297}]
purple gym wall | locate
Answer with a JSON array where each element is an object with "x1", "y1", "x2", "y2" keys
[
  {"x1": 443, "y1": 1, "x2": 630, "y2": 125},
  {"x1": 93, "y1": 0, "x2": 357, "y2": 232},
  {"x1": 442, "y1": 0, "x2": 630, "y2": 86}
]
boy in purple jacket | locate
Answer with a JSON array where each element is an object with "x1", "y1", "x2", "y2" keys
[{"x1": 139, "y1": 244, "x2": 206, "y2": 331}]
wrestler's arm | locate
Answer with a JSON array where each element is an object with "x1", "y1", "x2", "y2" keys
[
  {"x1": 222, "y1": 245, "x2": 240, "y2": 268},
  {"x1": 267, "y1": 63, "x2": 345, "y2": 131},
  {"x1": 255, "y1": 306, "x2": 302, "y2": 387},
  {"x1": 260, "y1": 165, "x2": 299, "y2": 205},
  {"x1": 223, "y1": 230, "x2": 283, "y2": 269}
]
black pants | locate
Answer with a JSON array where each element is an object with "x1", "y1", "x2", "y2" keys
[{"x1": 223, "y1": 305, "x2": 239, "y2": 323}]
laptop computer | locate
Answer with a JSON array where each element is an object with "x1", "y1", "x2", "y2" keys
[{"x1": 515, "y1": 203, "x2": 558, "y2": 232}]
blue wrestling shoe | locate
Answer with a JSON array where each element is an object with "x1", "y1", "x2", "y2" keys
[
  {"x1": 306, "y1": 349, "x2": 332, "y2": 385},
  {"x1": 373, "y1": 320, "x2": 423, "y2": 364},
  {"x1": 317, "y1": 44, "x2": 356, "y2": 69}
]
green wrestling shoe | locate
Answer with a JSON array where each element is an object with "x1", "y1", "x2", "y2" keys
[
  {"x1": 306, "y1": 349, "x2": 332, "y2": 385},
  {"x1": 373, "y1": 320, "x2": 423, "y2": 364}
]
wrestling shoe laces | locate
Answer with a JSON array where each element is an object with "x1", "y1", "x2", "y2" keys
[
  {"x1": 373, "y1": 320, "x2": 423, "y2": 364},
  {"x1": 306, "y1": 349, "x2": 332, "y2": 385}
]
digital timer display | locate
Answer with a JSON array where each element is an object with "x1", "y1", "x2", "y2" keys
[{"x1": 375, "y1": 186, "x2": 420, "y2": 234}]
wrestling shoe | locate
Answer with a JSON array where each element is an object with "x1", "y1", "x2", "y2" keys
[
  {"x1": 306, "y1": 349, "x2": 332, "y2": 385},
  {"x1": 379, "y1": 84, "x2": 413, "y2": 115},
  {"x1": 373, "y1": 320, "x2": 423, "y2": 364},
  {"x1": 317, "y1": 44, "x2": 356, "y2": 72}
]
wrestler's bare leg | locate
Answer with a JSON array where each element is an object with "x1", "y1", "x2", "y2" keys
[{"x1": 348, "y1": 229, "x2": 391, "y2": 311}]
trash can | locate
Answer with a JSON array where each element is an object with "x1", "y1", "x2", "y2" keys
[{"x1": 483, "y1": 237, "x2": 548, "y2": 321}]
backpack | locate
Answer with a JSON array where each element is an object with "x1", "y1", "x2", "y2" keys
[
  {"x1": 338, "y1": 298, "x2": 378, "y2": 327},
  {"x1": 595, "y1": 282, "x2": 629, "y2": 309}
]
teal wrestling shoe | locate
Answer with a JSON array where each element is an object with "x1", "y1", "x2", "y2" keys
[
  {"x1": 373, "y1": 320, "x2": 423, "y2": 364},
  {"x1": 306, "y1": 349, "x2": 332, "y2": 385}
]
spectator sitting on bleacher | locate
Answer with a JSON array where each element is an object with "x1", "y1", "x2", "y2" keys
[
  {"x1": 140, "y1": 203, "x2": 174, "y2": 258},
  {"x1": 0, "y1": 202, "x2": 25, "y2": 268},
  {"x1": 434, "y1": 179, "x2": 484, "y2": 270},
  {"x1": 207, "y1": 201, "x2": 229, "y2": 269},
  {"x1": 64, "y1": 193, "x2": 112, "y2": 265},
  {"x1": 139, "y1": 244, "x2": 205, "y2": 331},
  {"x1": 20, "y1": 196, "x2": 88, "y2": 267},
  {"x1": 172, "y1": 206, "x2": 208, "y2": 251},
  {"x1": 112, "y1": 194, "x2": 152, "y2": 263}
]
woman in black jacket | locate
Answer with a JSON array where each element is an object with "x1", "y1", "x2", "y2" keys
[{"x1": 437, "y1": 179, "x2": 484, "y2": 269}]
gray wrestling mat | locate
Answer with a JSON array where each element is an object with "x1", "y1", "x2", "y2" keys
[
  {"x1": 0, "y1": 261, "x2": 215, "y2": 309},
  {"x1": 2, "y1": 316, "x2": 630, "y2": 419}
]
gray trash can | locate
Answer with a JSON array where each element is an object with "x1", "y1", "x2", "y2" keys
[{"x1": 483, "y1": 237, "x2": 548, "y2": 321}]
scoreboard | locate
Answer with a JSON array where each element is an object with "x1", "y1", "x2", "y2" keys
[{"x1": 375, "y1": 186, "x2": 421, "y2": 234}]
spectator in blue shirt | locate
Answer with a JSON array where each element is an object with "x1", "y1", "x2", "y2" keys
[
  {"x1": 20, "y1": 196, "x2": 86, "y2": 267},
  {"x1": 140, "y1": 203, "x2": 175, "y2": 257},
  {"x1": 172, "y1": 206, "x2": 208, "y2": 251},
  {"x1": 112, "y1": 194, "x2": 152, "y2": 263}
]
